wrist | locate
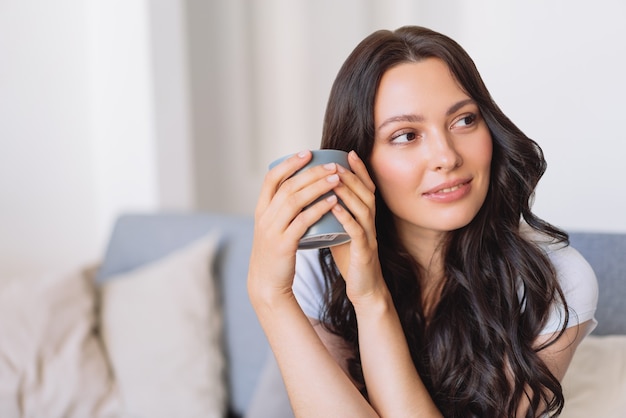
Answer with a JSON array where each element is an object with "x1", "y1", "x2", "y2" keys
[
  {"x1": 350, "y1": 285, "x2": 394, "y2": 316},
  {"x1": 248, "y1": 276, "x2": 297, "y2": 312}
]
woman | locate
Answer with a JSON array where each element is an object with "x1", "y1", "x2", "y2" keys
[{"x1": 248, "y1": 26, "x2": 597, "y2": 417}]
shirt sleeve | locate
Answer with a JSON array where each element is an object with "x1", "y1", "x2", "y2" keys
[
  {"x1": 540, "y1": 243, "x2": 599, "y2": 336},
  {"x1": 292, "y1": 249, "x2": 326, "y2": 320}
]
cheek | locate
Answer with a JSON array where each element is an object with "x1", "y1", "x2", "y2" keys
[
  {"x1": 370, "y1": 155, "x2": 416, "y2": 195},
  {"x1": 471, "y1": 136, "x2": 493, "y2": 205},
  {"x1": 370, "y1": 157, "x2": 427, "y2": 219},
  {"x1": 482, "y1": 136, "x2": 493, "y2": 164},
  {"x1": 481, "y1": 140, "x2": 493, "y2": 176},
  {"x1": 463, "y1": 133, "x2": 493, "y2": 172}
]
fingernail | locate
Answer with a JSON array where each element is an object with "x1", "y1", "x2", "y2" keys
[
  {"x1": 297, "y1": 150, "x2": 309, "y2": 158},
  {"x1": 349, "y1": 150, "x2": 359, "y2": 160},
  {"x1": 326, "y1": 174, "x2": 339, "y2": 183},
  {"x1": 336, "y1": 164, "x2": 346, "y2": 173},
  {"x1": 326, "y1": 194, "x2": 337, "y2": 204},
  {"x1": 323, "y1": 162, "x2": 336, "y2": 170}
]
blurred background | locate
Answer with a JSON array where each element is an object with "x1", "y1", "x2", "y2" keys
[{"x1": 1, "y1": 0, "x2": 625, "y2": 280}]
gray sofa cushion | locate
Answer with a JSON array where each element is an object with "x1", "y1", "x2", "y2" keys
[
  {"x1": 569, "y1": 232, "x2": 626, "y2": 335},
  {"x1": 245, "y1": 352, "x2": 294, "y2": 418}
]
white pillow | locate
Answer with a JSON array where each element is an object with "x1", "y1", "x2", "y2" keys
[
  {"x1": 100, "y1": 233, "x2": 226, "y2": 418},
  {"x1": 561, "y1": 334, "x2": 626, "y2": 418},
  {"x1": 0, "y1": 265, "x2": 122, "y2": 417}
]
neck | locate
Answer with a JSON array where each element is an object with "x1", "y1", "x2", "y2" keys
[
  {"x1": 396, "y1": 222, "x2": 448, "y2": 317},
  {"x1": 397, "y1": 225, "x2": 446, "y2": 273}
]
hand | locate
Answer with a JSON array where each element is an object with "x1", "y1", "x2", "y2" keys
[
  {"x1": 329, "y1": 151, "x2": 387, "y2": 306},
  {"x1": 248, "y1": 150, "x2": 342, "y2": 304}
]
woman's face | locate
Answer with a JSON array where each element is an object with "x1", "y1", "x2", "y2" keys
[{"x1": 370, "y1": 58, "x2": 492, "y2": 243}]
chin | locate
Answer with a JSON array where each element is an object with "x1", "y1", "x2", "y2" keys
[{"x1": 431, "y1": 209, "x2": 480, "y2": 232}]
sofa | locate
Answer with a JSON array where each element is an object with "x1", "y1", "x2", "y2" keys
[{"x1": 0, "y1": 212, "x2": 625, "y2": 417}]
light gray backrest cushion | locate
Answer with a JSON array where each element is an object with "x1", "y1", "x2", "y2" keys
[
  {"x1": 97, "y1": 213, "x2": 266, "y2": 416},
  {"x1": 569, "y1": 232, "x2": 626, "y2": 335}
]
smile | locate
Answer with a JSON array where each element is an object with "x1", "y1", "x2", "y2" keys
[
  {"x1": 437, "y1": 182, "x2": 468, "y2": 194},
  {"x1": 422, "y1": 179, "x2": 473, "y2": 203}
]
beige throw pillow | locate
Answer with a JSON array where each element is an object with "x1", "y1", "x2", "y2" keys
[
  {"x1": 100, "y1": 233, "x2": 226, "y2": 418},
  {"x1": 0, "y1": 266, "x2": 121, "y2": 418},
  {"x1": 561, "y1": 335, "x2": 626, "y2": 418}
]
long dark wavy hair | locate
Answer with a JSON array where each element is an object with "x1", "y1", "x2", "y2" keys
[{"x1": 317, "y1": 26, "x2": 569, "y2": 417}]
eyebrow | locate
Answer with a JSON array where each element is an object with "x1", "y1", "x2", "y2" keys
[
  {"x1": 376, "y1": 98, "x2": 477, "y2": 132},
  {"x1": 446, "y1": 98, "x2": 475, "y2": 116}
]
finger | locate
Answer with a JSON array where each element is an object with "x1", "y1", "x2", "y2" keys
[
  {"x1": 268, "y1": 165, "x2": 340, "y2": 220},
  {"x1": 335, "y1": 166, "x2": 376, "y2": 215},
  {"x1": 330, "y1": 202, "x2": 371, "y2": 251},
  {"x1": 277, "y1": 162, "x2": 340, "y2": 201},
  {"x1": 283, "y1": 194, "x2": 339, "y2": 246},
  {"x1": 256, "y1": 150, "x2": 312, "y2": 213},
  {"x1": 260, "y1": 170, "x2": 341, "y2": 241},
  {"x1": 332, "y1": 163, "x2": 377, "y2": 239},
  {"x1": 347, "y1": 151, "x2": 376, "y2": 193},
  {"x1": 332, "y1": 184, "x2": 376, "y2": 243}
]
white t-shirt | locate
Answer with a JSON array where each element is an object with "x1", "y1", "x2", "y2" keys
[{"x1": 292, "y1": 227, "x2": 598, "y2": 336}]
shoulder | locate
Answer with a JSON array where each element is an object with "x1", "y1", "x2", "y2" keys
[
  {"x1": 520, "y1": 223, "x2": 597, "y2": 295},
  {"x1": 520, "y1": 223, "x2": 599, "y2": 334}
]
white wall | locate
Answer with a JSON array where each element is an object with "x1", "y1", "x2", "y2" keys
[
  {"x1": 452, "y1": 1, "x2": 626, "y2": 233},
  {"x1": 1, "y1": 0, "x2": 624, "y2": 280},
  {"x1": 189, "y1": 0, "x2": 626, "y2": 233},
  {"x1": 0, "y1": 1, "x2": 98, "y2": 279},
  {"x1": 0, "y1": 0, "x2": 192, "y2": 279}
]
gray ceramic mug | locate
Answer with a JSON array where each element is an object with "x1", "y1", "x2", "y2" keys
[{"x1": 269, "y1": 149, "x2": 352, "y2": 249}]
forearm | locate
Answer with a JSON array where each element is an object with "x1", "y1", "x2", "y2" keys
[
  {"x1": 354, "y1": 290, "x2": 442, "y2": 418},
  {"x1": 249, "y1": 288, "x2": 378, "y2": 418}
]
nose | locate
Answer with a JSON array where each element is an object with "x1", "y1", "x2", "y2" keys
[{"x1": 427, "y1": 130, "x2": 462, "y2": 171}]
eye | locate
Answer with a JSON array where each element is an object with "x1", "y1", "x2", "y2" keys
[
  {"x1": 390, "y1": 131, "x2": 417, "y2": 144},
  {"x1": 453, "y1": 113, "x2": 477, "y2": 128}
]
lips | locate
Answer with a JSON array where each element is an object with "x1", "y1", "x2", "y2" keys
[
  {"x1": 422, "y1": 178, "x2": 473, "y2": 203},
  {"x1": 423, "y1": 178, "x2": 472, "y2": 195},
  {"x1": 436, "y1": 182, "x2": 467, "y2": 193}
]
